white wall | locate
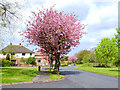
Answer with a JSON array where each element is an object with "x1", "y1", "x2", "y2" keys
[
  {"x1": 0, "y1": 53, "x2": 35, "y2": 59},
  {"x1": 15, "y1": 53, "x2": 35, "y2": 58},
  {"x1": 0, "y1": 54, "x2": 6, "y2": 59}
]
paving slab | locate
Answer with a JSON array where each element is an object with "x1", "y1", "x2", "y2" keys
[{"x1": 32, "y1": 71, "x2": 52, "y2": 83}]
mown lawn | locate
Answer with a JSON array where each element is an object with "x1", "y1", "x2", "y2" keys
[
  {"x1": 74, "y1": 64, "x2": 120, "y2": 77},
  {"x1": 0, "y1": 67, "x2": 38, "y2": 83}
]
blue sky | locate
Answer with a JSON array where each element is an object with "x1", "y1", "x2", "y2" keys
[{"x1": 2, "y1": 0, "x2": 118, "y2": 56}]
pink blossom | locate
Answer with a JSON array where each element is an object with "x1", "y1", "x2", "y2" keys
[{"x1": 68, "y1": 56, "x2": 77, "y2": 63}]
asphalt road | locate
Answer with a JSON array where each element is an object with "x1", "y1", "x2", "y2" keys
[{"x1": 2, "y1": 65, "x2": 118, "y2": 88}]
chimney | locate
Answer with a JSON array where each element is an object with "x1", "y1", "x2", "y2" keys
[
  {"x1": 19, "y1": 43, "x2": 21, "y2": 49},
  {"x1": 10, "y1": 42, "x2": 12, "y2": 45}
]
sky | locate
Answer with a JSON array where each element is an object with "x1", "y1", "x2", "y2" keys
[{"x1": 2, "y1": 0, "x2": 119, "y2": 56}]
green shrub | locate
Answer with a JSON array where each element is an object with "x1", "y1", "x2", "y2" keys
[
  {"x1": 83, "y1": 52, "x2": 95, "y2": 64},
  {"x1": 6, "y1": 54, "x2": 10, "y2": 60},
  {"x1": 76, "y1": 60, "x2": 83, "y2": 64},
  {"x1": 60, "y1": 61, "x2": 68, "y2": 67},
  {"x1": 61, "y1": 56, "x2": 68, "y2": 61},
  {"x1": 20, "y1": 57, "x2": 27, "y2": 64},
  {"x1": 75, "y1": 50, "x2": 91, "y2": 64},
  {"x1": 1, "y1": 60, "x2": 12, "y2": 67},
  {"x1": 26, "y1": 57, "x2": 36, "y2": 66},
  {"x1": 112, "y1": 59, "x2": 120, "y2": 67}
]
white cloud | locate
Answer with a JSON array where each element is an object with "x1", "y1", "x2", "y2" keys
[
  {"x1": 98, "y1": 28, "x2": 116, "y2": 38},
  {"x1": 79, "y1": 1, "x2": 117, "y2": 45},
  {"x1": 82, "y1": 2, "x2": 117, "y2": 25},
  {"x1": 42, "y1": 0, "x2": 82, "y2": 9},
  {"x1": 80, "y1": 28, "x2": 116, "y2": 44}
]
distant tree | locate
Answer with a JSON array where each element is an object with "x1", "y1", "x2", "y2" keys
[
  {"x1": 0, "y1": 0, "x2": 23, "y2": 49},
  {"x1": 2, "y1": 43, "x2": 15, "y2": 61},
  {"x1": 75, "y1": 50, "x2": 91, "y2": 64},
  {"x1": 112, "y1": 28, "x2": 120, "y2": 66},
  {"x1": 6, "y1": 54, "x2": 10, "y2": 60},
  {"x1": 0, "y1": 1, "x2": 22, "y2": 28},
  {"x1": 68, "y1": 56, "x2": 77, "y2": 66},
  {"x1": 83, "y1": 52, "x2": 96, "y2": 64},
  {"x1": 82, "y1": 54, "x2": 89, "y2": 63},
  {"x1": 112, "y1": 28, "x2": 120, "y2": 45},
  {"x1": 94, "y1": 37, "x2": 118, "y2": 67},
  {"x1": 26, "y1": 57, "x2": 36, "y2": 66}
]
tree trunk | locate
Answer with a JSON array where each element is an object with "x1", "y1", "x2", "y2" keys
[
  {"x1": 56, "y1": 60, "x2": 60, "y2": 75},
  {"x1": 50, "y1": 58, "x2": 53, "y2": 70},
  {"x1": 51, "y1": 60, "x2": 53, "y2": 69},
  {"x1": 54, "y1": 60, "x2": 57, "y2": 71},
  {"x1": 105, "y1": 61, "x2": 107, "y2": 67},
  {"x1": 54, "y1": 54, "x2": 60, "y2": 74},
  {"x1": 49, "y1": 60, "x2": 53, "y2": 71}
]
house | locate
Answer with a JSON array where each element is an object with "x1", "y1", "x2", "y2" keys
[
  {"x1": 35, "y1": 51, "x2": 49, "y2": 66},
  {"x1": 0, "y1": 43, "x2": 35, "y2": 65}
]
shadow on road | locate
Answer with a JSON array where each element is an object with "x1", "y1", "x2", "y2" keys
[{"x1": 60, "y1": 70, "x2": 81, "y2": 75}]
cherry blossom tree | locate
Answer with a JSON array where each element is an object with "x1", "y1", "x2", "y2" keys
[
  {"x1": 68, "y1": 56, "x2": 78, "y2": 66},
  {"x1": 22, "y1": 6, "x2": 86, "y2": 74}
]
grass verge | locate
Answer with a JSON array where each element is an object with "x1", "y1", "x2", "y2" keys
[
  {"x1": 49, "y1": 74, "x2": 64, "y2": 79},
  {"x1": 1, "y1": 67, "x2": 38, "y2": 83},
  {"x1": 46, "y1": 68, "x2": 65, "y2": 79},
  {"x1": 74, "y1": 64, "x2": 120, "y2": 77}
]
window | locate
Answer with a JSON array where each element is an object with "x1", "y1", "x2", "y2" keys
[
  {"x1": 30, "y1": 53, "x2": 32, "y2": 56},
  {"x1": 38, "y1": 56, "x2": 41, "y2": 58},
  {"x1": 38, "y1": 60, "x2": 42, "y2": 63},
  {"x1": 22, "y1": 53, "x2": 25, "y2": 56},
  {"x1": 11, "y1": 52, "x2": 15, "y2": 55},
  {"x1": 16, "y1": 55, "x2": 19, "y2": 57}
]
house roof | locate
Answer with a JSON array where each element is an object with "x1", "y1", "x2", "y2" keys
[{"x1": 0, "y1": 43, "x2": 34, "y2": 53}]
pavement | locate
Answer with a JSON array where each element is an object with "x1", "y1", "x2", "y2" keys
[
  {"x1": 32, "y1": 71, "x2": 52, "y2": 83},
  {"x1": 1, "y1": 65, "x2": 119, "y2": 88}
]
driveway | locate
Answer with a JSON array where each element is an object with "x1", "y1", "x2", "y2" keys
[{"x1": 2, "y1": 65, "x2": 118, "y2": 88}]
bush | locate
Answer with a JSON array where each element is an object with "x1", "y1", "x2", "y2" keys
[
  {"x1": 20, "y1": 57, "x2": 27, "y2": 64},
  {"x1": 83, "y1": 52, "x2": 95, "y2": 64},
  {"x1": 112, "y1": 59, "x2": 120, "y2": 67},
  {"x1": 75, "y1": 50, "x2": 91, "y2": 64},
  {"x1": 62, "y1": 56, "x2": 69, "y2": 61},
  {"x1": 76, "y1": 60, "x2": 83, "y2": 64},
  {"x1": 26, "y1": 57, "x2": 36, "y2": 66},
  {"x1": 6, "y1": 54, "x2": 10, "y2": 60},
  {"x1": 60, "y1": 61, "x2": 69, "y2": 67},
  {"x1": 1, "y1": 60, "x2": 12, "y2": 67},
  {"x1": 83, "y1": 54, "x2": 90, "y2": 63},
  {"x1": 61, "y1": 63, "x2": 68, "y2": 67}
]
